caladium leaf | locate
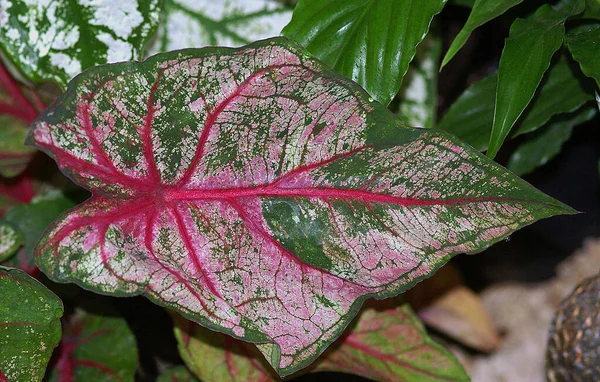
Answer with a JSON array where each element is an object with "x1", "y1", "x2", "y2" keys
[
  {"x1": 145, "y1": 0, "x2": 292, "y2": 56},
  {"x1": 0, "y1": 0, "x2": 161, "y2": 89},
  {"x1": 46, "y1": 304, "x2": 138, "y2": 382},
  {"x1": 0, "y1": 266, "x2": 63, "y2": 381},
  {"x1": 0, "y1": 115, "x2": 37, "y2": 178},
  {"x1": 157, "y1": 366, "x2": 199, "y2": 382},
  {"x1": 0, "y1": 222, "x2": 22, "y2": 261},
  {"x1": 174, "y1": 302, "x2": 469, "y2": 381},
  {"x1": 0, "y1": 171, "x2": 35, "y2": 216},
  {"x1": 282, "y1": 0, "x2": 448, "y2": 106},
  {"x1": 30, "y1": 37, "x2": 574, "y2": 376}
]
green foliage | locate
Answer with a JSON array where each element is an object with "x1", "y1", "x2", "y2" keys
[{"x1": 567, "y1": 26, "x2": 600, "y2": 87}]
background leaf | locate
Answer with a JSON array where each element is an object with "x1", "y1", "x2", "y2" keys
[
  {"x1": 439, "y1": 56, "x2": 593, "y2": 151},
  {"x1": 567, "y1": 26, "x2": 600, "y2": 87},
  {"x1": 46, "y1": 303, "x2": 138, "y2": 382},
  {"x1": 0, "y1": 222, "x2": 22, "y2": 262},
  {"x1": 0, "y1": 115, "x2": 36, "y2": 178},
  {"x1": 282, "y1": 0, "x2": 447, "y2": 105},
  {"x1": 146, "y1": 0, "x2": 292, "y2": 56},
  {"x1": 157, "y1": 366, "x2": 199, "y2": 382},
  {"x1": 395, "y1": 26, "x2": 442, "y2": 128},
  {"x1": 0, "y1": 266, "x2": 63, "y2": 382},
  {"x1": 487, "y1": 1, "x2": 584, "y2": 158},
  {"x1": 0, "y1": 0, "x2": 161, "y2": 88},
  {"x1": 441, "y1": 0, "x2": 525, "y2": 68},
  {"x1": 507, "y1": 107, "x2": 597, "y2": 175},
  {"x1": 1, "y1": 190, "x2": 76, "y2": 274},
  {"x1": 30, "y1": 38, "x2": 574, "y2": 376}
]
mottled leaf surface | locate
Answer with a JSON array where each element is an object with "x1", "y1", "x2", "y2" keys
[
  {"x1": 0, "y1": 222, "x2": 22, "y2": 261},
  {"x1": 30, "y1": 38, "x2": 573, "y2": 376},
  {"x1": 507, "y1": 107, "x2": 597, "y2": 175},
  {"x1": 439, "y1": 57, "x2": 592, "y2": 151},
  {"x1": 146, "y1": 0, "x2": 292, "y2": 56},
  {"x1": 567, "y1": 27, "x2": 600, "y2": 88},
  {"x1": 46, "y1": 304, "x2": 138, "y2": 382},
  {"x1": 396, "y1": 28, "x2": 442, "y2": 128},
  {"x1": 0, "y1": 266, "x2": 63, "y2": 382},
  {"x1": 0, "y1": 0, "x2": 161, "y2": 88},
  {"x1": 174, "y1": 303, "x2": 469, "y2": 381},
  {"x1": 441, "y1": 0, "x2": 524, "y2": 68},
  {"x1": 282, "y1": 0, "x2": 447, "y2": 106},
  {"x1": 487, "y1": 0, "x2": 584, "y2": 158}
]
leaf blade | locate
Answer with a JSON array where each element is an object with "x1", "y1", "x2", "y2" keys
[
  {"x1": 282, "y1": 0, "x2": 447, "y2": 105},
  {"x1": 567, "y1": 26, "x2": 600, "y2": 88},
  {"x1": 30, "y1": 37, "x2": 574, "y2": 376}
]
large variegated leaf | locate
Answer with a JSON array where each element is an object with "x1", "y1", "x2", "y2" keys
[
  {"x1": 0, "y1": 0, "x2": 161, "y2": 88},
  {"x1": 29, "y1": 37, "x2": 573, "y2": 376},
  {"x1": 145, "y1": 0, "x2": 292, "y2": 56},
  {"x1": 174, "y1": 302, "x2": 469, "y2": 381},
  {"x1": 0, "y1": 266, "x2": 63, "y2": 381}
]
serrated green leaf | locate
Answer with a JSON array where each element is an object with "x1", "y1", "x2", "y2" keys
[
  {"x1": 439, "y1": 56, "x2": 592, "y2": 151},
  {"x1": 0, "y1": 266, "x2": 63, "y2": 382},
  {"x1": 174, "y1": 303, "x2": 469, "y2": 381},
  {"x1": 487, "y1": 0, "x2": 585, "y2": 159},
  {"x1": 0, "y1": 222, "x2": 22, "y2": 261},
  {"x1": 507, "y1": 107, "x2": 597, "y2": 175},
  {"x1": 441, "y1": 0, "x2": 525, "y2": 68},
  {"x1": 146, "y1": 0, "x2": 292, "y2": 56},
  {"x1": 1, "y1": 190, "x2": 75, "y2": 272},
  {"x1": 46, "y1": 303, "x2": 138, "y2": 382},
  {"x1": 157, "y1": 366, "x2": 199, "y2": 382},
  {"x1": 30, "y1": 37, "x2": 574, "y2": 377},
  {"x1": 396, "y1": 26, "x2": 442, "y2": 128},
  {"x1": 567, "y1": 26, "x2": 600, "y2": 88},
  {"x1": 0, "y1": 0, "x2": 161, "y2": 89},
  {"x1": 282, "y1": 0, "x2": 447, "y2": 106}
]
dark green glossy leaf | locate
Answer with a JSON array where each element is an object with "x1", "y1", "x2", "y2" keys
[
  {"x1": 282, "y1": 0, "x2": 447, "y2": 105},
  {"x1": 0, "y1": 222, "x2": 22, "y2": 262},
  {"x1": 583, "y1": 0, "x2": 600, "y2": 18},
  {"x1": 157, "y1": 366, "x2": 199, "y2": 382},
  {"x1": 146, "y1": 0, "x2": 292, "y2": 55},
  {"x1": 46, "y1": 303, "x2": 138, "y2": 382},
  {"x1": 439, "y1": 56, "x2": 592, "y2": 151},
  {"x1": 567, "y1": 27, "x2": 600, "y2": 87},
  {"x1": 0, "y1": 0, "x2": 161, "y2": 88},
  {"x1": 0, "y1": 266, "x2": 63, "y2": 381},
  {"x1": 1, "y1": 190, "x2": 76, "y2": 272},
  {"x1": 508, "y1": 107, "x2": 597, "y2": 175},
  {"x1": 396, "y1": 27, "x2": 442, "y2": 128},
  {"x1": 441, "y1": 0, "x2": 525, "y2": 68},
  {"x1": 487, "y1": 0, "x2": 585, "y2": 159}
]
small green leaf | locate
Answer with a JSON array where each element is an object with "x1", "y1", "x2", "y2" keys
[
  {"x1": 0, "y1": 116, "x2": 36, "y2": 178},
  {"x1": 441, "y1": 0, "x2": 525, "y2": 68},
  {"x1": 46, "y1": 303, "x2": 138, "y2": 382},
  {"x1": 0, "y1": 0, "x2": 161, "y2": 88},
  {"x1": 396, "y1": 26, "x2": 442, "y2": 128},
  {"x1": 0, "y1": 266, "x2": 63, "y2": 382},
  {"x1": 1, "y1": 190, "x2": 76, "y2": 272},
  {"x1": 487, "y1": 0, "x2": 585, "y2": 159},
  {"x1": 439, "y1": 56, "x2": 592, "y2": 151},
  {"x1": 282, "y1": 0, "x2": 447, "y2": 105},
  {"x1": 157, "y1": 366, "x2": 199, "y2": 382},
  {"x1": 507, "y1": 107, "x2": 597, "y2": 175},
  {"x1": 0, "y1": 222, "x2": 22, "y2": 261},
  {"x1": 146, "y1": 0, "x2": 292, "y2": 55},
  {"x1": 567, "y1": 27, "x2": 600, "y2": 88}
]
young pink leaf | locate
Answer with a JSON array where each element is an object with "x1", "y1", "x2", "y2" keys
[{"x1": 29, "y1": 37, "x2": 574, "y2": 376}]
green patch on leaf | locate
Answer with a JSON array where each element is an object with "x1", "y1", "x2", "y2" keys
[
  {"x1": 0, "y1": 115, "x2": 36, "y2": 178},
  {"x1": 0, "y1": 266, "x2": 63, "y2": 382},
  {"x1": 0, "y1": 222, "x2": 22, "y2": 261}
]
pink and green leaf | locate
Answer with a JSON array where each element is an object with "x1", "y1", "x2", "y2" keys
[
  {"x1": 157, "y1": 366, "x2": 199, "y2": 382},
  {"x1": 0, "y1": 222, "x2": 22, "y2": 262},
  {"x1": 174, "y1": 302, "x2": 469, "y2": 381},
  {"x1": 46, "y1": 303, "x2": 138, "y2": 382},
  {"x1": 0, "y1": 266, "x2": 63, "y2": 381},
  {"x1": 29, "y1": 37, "x2": 574, "y2": 376}
]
